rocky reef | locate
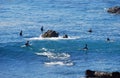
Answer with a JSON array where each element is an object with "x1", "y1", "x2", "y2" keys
[
  {"x1": 41, "y1": 30, "x2": 59, "y2": 38},
  {"x1": 85, "y1": 70, "x2": 120, "y2": 78},
  {"x1": 107, "y1": 6, "x2": 120, "y2": 14}
]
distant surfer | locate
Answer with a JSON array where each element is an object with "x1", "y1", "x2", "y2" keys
[
  {"x1": 88, "y1": 28, "x2": 92, "y2": 33},
  {"x1": 20, "y1": 30, "x2": 23, "y2": 36},
  {"x1": 41, "y1": 26, "x2": 44, "y2": 33},
  {"x1": 83, "y1": 44, "x2": 88, "y2": 50},
  {"x1": 25, "y1": 41, "x2": 30, "y2": 46},
  {"x1": 107, "y1": 38, "x2": 110, "y2": 41},
  {"x1": 63, "y1": 34, "x2": 68, "y2": 38}
]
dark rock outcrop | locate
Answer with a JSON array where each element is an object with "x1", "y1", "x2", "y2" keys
[
  {"x1": 107, "y1": 6, "x2": 120, "y2": 14},
  {"x1": 41, "y1": 30, "x2": 59, "y2": 38},
  {"x1": 86, "y1": 70, "x2": 120, "y2": 78}
]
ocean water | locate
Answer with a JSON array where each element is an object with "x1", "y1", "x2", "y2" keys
[{"x1": 0, "y1": 0, "x2": 120, "y2": 78}]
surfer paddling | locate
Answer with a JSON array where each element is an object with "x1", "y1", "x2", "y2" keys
[
  {"x1": 107, "y1": 38, "x2": 110, "y2": 42},
  {"x1": 88, "y1": 28, "x2": 92, "y2": 33},
  {"x1": 41, "y1": 26, "x2": 44, "y2": 33},
  {"x1": 20, "y1": 30, "x2": 23, "y2": 36}
]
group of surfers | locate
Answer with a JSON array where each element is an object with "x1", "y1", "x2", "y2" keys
[{"x1": 20, "y1": 27, "x2": 111, "y2": 50}]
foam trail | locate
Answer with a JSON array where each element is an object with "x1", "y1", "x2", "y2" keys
[
  {"x1": 36, "y1": 52, "x2": 54, "y2": 57},
  {"x1": 21, "y1": 45, "x2": 26, "y2": 48},
  {"x1": 45, "y1": 61, "x2": 74, "y2": 66}
]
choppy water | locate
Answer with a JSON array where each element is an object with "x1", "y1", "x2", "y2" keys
[{"x1": 0, "y1": 0, "x2": 120, "y2": 78}]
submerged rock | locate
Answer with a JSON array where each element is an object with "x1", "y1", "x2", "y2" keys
[
  {"x1": 107, "y1": 6, "x2": 120, "y2": 14},
  {"x1": 42, "y1": 30, "x2": 59, "y2": 38},
  {"x1": 85, "y1": 70, "x2": 120, "y2": 78}
]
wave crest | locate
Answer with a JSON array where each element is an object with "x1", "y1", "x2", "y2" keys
[{"x1": 36, "y1": 52, "x2": 70, "y2": 60}]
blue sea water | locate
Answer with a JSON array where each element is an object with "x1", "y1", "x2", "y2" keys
[{"x1": 0, "y1": 0, "x2": 120, "y2": 78}]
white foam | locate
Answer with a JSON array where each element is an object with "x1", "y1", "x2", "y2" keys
[
  {"x1": 40, "y1": 47, "x2": 48, "y2": 51},
  {"x1": 21, "y1": 45, "x2": 26, "y2": 48},
  {"x1": 44, "y1": 61, "x2": 74, "y2": 66},
  {"x1": 36, "y1": 52, "x2": 54, "y2": 57},
  {"x1": 29, "y1": 35, "x2": 80, "y2": 41},
  {"x1": 104, "y1": 8, "x2": 107, "y2": 11},
  {"x1": 36, "y1": 52, "x2": 70, "y2": 60}
]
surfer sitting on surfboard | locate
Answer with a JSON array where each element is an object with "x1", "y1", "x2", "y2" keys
[
  {"x1": 25, "y1": 41, "x2": 30, "y2": 46},
  {"x1": 83, "y1": 44, "x2": 88, "y2": 50}
]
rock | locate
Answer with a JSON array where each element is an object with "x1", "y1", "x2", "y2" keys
[
  {"x1": 86, "y1": 70, "x2": 95, "y2": 78},
  {"x1": 41, "y1": 30, "x2": 59, "y2": 38},
  {"x1": 85, "y1": 70, "x2": 120, "y2": 78},
  {"x1": 112, "y1": 72, "x2": 120, "y2": 78},
  {"x1": 63, "y1": 34, "x2": 68, "y2": 38},
  {"x1": 107, "y1": 6, "x2": 120, "y2": 14}
]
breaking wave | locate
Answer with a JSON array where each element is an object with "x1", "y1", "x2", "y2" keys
[
  {"x1": 36, "y1": 52, "x2": 70, "y2": 60},
  {"x1": 35, "y1": 48, "x2": 73, "y2": 66},
  {"x1": 29, "y1": 35, "x2": 80, "y2": 41}
]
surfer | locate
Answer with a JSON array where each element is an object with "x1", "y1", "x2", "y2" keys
[
  {"x1": 88, "y1": 28, "x2": 92, "y2": 33},
  {"x1": 83, "y1": 44, "x2": 88, "y2": 50},
  {"x1": 25, "y1": 41, "x2": 30, "y2": 46},
  {"x1": 20, "y1": 30, "x2": 23, "y2": 36},
  {"x1": 41, "y1": 26, "x2": 44, "y2": 33},
  {"x1": 63, "y1": 34, "x2": 68, "y2": 38},
  {"x1": 107, "y1": 38, "x2": 110, "y2": 41}
]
